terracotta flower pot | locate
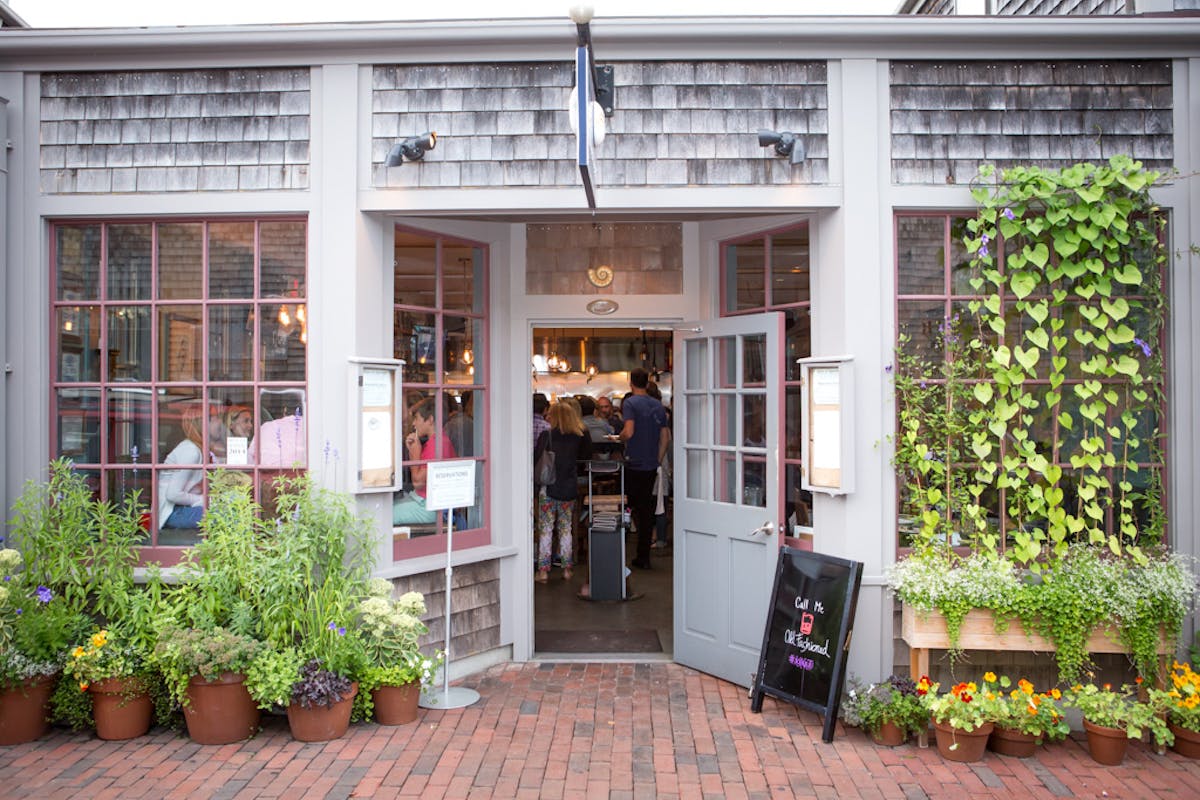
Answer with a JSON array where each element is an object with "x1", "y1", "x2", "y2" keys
[
  {"x1": 1168, "y1": 722, "x2": 1200, "y2": 759},
  {"x1": 0, "y1": 674, "x2": 57, "y2": 746},
  {"x1": 1082, "y1": 719, "x2": 1129, "y2": 766},
  {"x1": 287, "y1": 683, "x2": 358, "y2": 742},
  {"x1": 988, "y1": 725, "x2": 1040, "y2": 758},
  {"x1": 90, "y1": 677, "x2": 153, "y2": 741},
  {"x1": 184, "y1": 672, "x2": 261, "y2": 745},
  {"x1": 371, "y1": 682, "x2": 420, "y2": 726},
  {"x1": 932, "y1": 719, "x2": 994, "y2": 762},
  {"x1": 871, "y1": 721, "x2": 906, "y2": 747}
]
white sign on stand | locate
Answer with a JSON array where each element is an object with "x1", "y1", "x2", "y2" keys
[
  {"x1": 425, "y1": 460, "x2": 476, "y2": 511},
  {"x1": 419, "y1": 459, "x2": 481, "y2": 711}
]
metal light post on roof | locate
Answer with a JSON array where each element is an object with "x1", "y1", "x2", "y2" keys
[{"x1": 568, "y1": 5, "x2": 612, "y2": 210}]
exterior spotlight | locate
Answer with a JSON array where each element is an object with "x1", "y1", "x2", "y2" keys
[
  {"x1": 385, "y1": 132, "x2": 437, "y2": 166},
  {"x1": 758, "y1": 129, "x2": 806, "y2": 165}
]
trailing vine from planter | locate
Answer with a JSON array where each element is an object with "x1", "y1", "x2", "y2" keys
[{"x1": 960, "y1": 156, "x2": 1167, "y2": 567}]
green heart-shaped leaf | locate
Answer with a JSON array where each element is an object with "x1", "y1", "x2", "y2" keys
[
  {"x1": 1013, "y1": 346, "x2": 1040, "y2": 372},
  {"x1": 1010, "y1": 271, "x2": 1038, "y2": 300},
  {"x1": 1026, "y1": 327, "x2": 1049, "y2": 349},
  {"x1": 1026, "y1": 243, "x2": 1050, "y2": 269}
]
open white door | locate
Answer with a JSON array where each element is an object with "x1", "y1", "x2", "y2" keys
[{"x1": 673, "y1": 313, "x2": 783, "y2": 687}]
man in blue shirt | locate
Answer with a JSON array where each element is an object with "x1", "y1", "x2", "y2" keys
[{"x1": 619, "y1": 368, "x2": 669, "y2": 570}]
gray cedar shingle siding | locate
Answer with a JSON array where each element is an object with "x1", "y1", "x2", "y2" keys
[
  {"x1": 372, "y1": 61, "x2": 829, "y2": 189},
  {"x1": 40, "y1": 69, "x2": 311, "y2": 194},
  {"x1": 890, "y1": 61, "x2": 1172, "y2": 185}
]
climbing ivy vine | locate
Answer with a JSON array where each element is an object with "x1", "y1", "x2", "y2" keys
[{"x1": 897, "y1": 155, "x2": 1167, "y2": 568}]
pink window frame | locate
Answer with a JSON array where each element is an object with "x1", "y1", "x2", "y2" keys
[
  {"x1": 392, "y1": 224, "x2": 491, "y2": 560},
  {"x1": 48, "y1": 217, "x2": 309, "y2": 566},
  {"x1": 892, "y1": 211, "x2": 1169, "y2": 556}
]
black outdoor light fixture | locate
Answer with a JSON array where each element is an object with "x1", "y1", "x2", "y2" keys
[
  {"x1": 758, "y1": 129, "x2": 806, "y2": 165},
  {"x1": 384, "y1": 132, "x2": 437, "y2": 166}
]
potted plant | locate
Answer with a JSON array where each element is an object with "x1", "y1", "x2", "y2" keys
[
  {"x1": 286, "y1": 656, "x2": 359, "y2": 742},
  {"x1": 981, "y1": 673, "x2": 1070, "y2": 758},
  {"x1": 1066, "y1": 680, "x2": 1171, "y2": 765},
  {"x1": 840, "y1": 675, "x2": 928, "y2": 746},
  {"x1": 0, "y1": 549, "x2": 90, "y2": 745},
  {"x1": 1148, "y1": 661, "x2": 1200, "y2": 759},
  {"x1": 356, "y1": 579, "x2": 441, "y2": 726},
  {"x1": 918, "y1": 674, "x2": 1005, "y2": 762},
  {"x1": 64, "y1": 626, "x2": 156, "y2": 740},
  {"x1": 151, "y1": 625, "x2": 264, "y2": 745}
]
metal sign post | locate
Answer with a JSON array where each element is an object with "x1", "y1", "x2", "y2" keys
[{"x1": 418, "y1": 459, "x2": 480, "y2": 710}]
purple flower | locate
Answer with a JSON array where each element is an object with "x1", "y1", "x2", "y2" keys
[
  {"x1": 323, "y1": 440, "x2": 331, "y2": 464},
  {"x1": 292, "y1": 506, "x2": 301, "y2": 522},
  {"x1": 332, "y1": 448, "x2": 340, "y2": 462},
  {"x1": 1003, "y1": 208, "x2": 1015, "y2": 220},
  {"x1": 980, "y1": 233, "x2": 990, "y2": 245},
  {"x1": 130, "y1": 445, "x2": 139, "y2": 461},
  {"x1": 328, "y1": 621, "x2": 337, "y2": 631},
  {"x1": 919, "y1": 380, "x2": 928, "y2": 389},
  {"x1": 979, "y1": 243, "x2": 989, "y2": 258},
  {"x1": 884, "y1": 364, "x2": 893, "y2": 374},
  {"x1": 35, "y1": 585, "x2": 52, "y2": 603},
  {"x1": 3, "y1": 575, "x2": 11, "y2": 582},
  {"x1": 15, "y1": 608, "x2": 22, "y2": 616},
  {"x1": 1133, "y1": 338, "x2": 1152, "y2": 358},
  {"x1": 337, "y1": 627, "x2": 346, "y2": 636},
  {"x1": 923, "y1": 451, "x2": 934, "y2": 461}
]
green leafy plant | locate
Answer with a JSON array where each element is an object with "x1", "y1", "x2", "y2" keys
[
  {"x1": 840, "y1": 674, "x2": 929, "y2": 739},
  {"x1": 1147, "y1": 661, "x2": 1200, "y2": 734},
  {"x1": 7, "y1": 459, "x2": 144, "y2": 622},
  {"x1": 917, "y1": 674, "x2": 1006, "y2": 733},
  {"x1": 1066, "y1": 680, "x2": 1172, "y2": 746},
  {"x1": 243, "y1": 646, "x2": 302, "y2": 710},
  {"x1": 888, "y1": 544, "x2": 1194, "y2": 684},
  {"x1": 150, "y1": 626, "x2": 263, "y2": 707},
  {"x1": 894, "y1": 157, "x2": 1168, "y2": 566},
  {"x1": 980, "y1": 672, "x2": 1070, "y2": 742},
  {"x1": 0, "y1": 549, "x2": 90, "y2": 687}
]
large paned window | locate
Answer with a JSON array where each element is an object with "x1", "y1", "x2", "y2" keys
[
  {"x1": 894, "y1": 213, "x2": 1166, "y2": 551},
  {"x1": 720, "y1": 223, "x2": 813, "y2": 536},
  {"x1": 51, "y1": 219, "x2": 308, "y2": 555},
  {"x1": 392, "y1": 228, "x2": 489, "y2": 557}
]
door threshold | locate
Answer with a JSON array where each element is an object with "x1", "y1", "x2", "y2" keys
[{"x1": 532, "y1": 652, "x2": 674, "y2": 663}]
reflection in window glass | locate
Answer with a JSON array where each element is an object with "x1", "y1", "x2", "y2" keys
[
  {"x1": 260, "y1": 220, "x2": 307, "y2": 298},
  {"x1": 107, "y1": 224, "x2": 152, "y2": 301},
  {"x1": 686, "y1": 449, "x2": 707, "y2": 500},
  {"x1": 770, "y1": 231, "x2": 810, "y2": 306},
  {"x1": 715, "y1": 451, "x2": 737, "y2": 504},
  {"x1": 685, "y1": 339, "x2": 707, "y2": 391},
  {"x1": 107, "y1": 306, "x2": 152, "y2": 382},
  {"x1": 394, "y1": 231, "x2": 437, "y2": 308},
  {"x1": 743, "y1": 334, "x2": 766, "y2": 385},
  {"x1": 158, "y1": 223, "x2": 204, "y2": 300},
  {"x1": 56, "y1": 225, "x2": 102, "y2": 301},
  {"x1": 208, "y1": 222, "x2": 255, "y2": 298},
  {"x1": 57, "y1": 306, "x2": 102, "y2": 383},
  {"x1": 743, "y1": 456, "x2": 766, "y2": 507},
  {"x1": 724, "y1": 241, "x2": 766, "y2": 313},
  {"x1": 208, "y1": 305, "x2": 254, "y2": 382},
  {"x1": 160, "y1": 306, "x2": 202, "y2": 383}
]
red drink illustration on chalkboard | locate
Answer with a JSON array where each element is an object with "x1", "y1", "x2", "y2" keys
[{"x1": 800, "y1": 612, "x2": 815, "y2": 636}]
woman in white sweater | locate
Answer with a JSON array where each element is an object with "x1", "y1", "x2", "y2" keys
[{"x1": 158, "y1": 404, "x2": 206, "y2": 529}]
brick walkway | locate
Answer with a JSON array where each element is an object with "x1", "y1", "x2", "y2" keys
[{"x1": 2, "y1": 663, "x2": 1198, "y2": 799}]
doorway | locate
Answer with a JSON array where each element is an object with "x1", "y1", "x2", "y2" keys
[{"x1": 530, "y1": 326, "x2": 674, "y2": 658}]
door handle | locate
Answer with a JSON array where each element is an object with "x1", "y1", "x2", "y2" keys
[{"x1": 750, "y1": 521, "x2": 775, "y2": 537}]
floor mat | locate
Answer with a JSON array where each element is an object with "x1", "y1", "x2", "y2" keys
[{"x1": 535, "y1": 628, "x2": 662, "y2": 653}]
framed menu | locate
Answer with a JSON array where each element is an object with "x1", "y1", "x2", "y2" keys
[
  {"x1": 798, "y1": 356, "x2": 854, "y2": 495},
  {"x1": 349, "y1": 358, "x2": 402, "y2": 492}
]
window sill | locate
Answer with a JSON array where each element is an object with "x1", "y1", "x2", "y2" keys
[{"x1": 374, "y1": 543, "x2": 520, "y2": 580}]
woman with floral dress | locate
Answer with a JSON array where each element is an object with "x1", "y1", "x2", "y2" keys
[{"x1": 534, "y1": 401, "x2": 592, "y2": 582}]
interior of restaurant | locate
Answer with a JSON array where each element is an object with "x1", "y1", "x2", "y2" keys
[{"x1": 531, "y1": 327, "x2": 675, "y2": 658}]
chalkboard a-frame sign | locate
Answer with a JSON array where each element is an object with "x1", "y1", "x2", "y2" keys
[{"x1": 750, "y1": 547, "x2": 863, "y2": 743}]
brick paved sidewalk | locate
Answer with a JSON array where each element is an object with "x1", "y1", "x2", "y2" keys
[{"x1": 2, "y1": 662, "x2": 1198, "y2": 799}]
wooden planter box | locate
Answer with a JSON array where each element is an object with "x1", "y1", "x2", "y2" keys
[{"x1": 901, "y1": 605, "x2": 1173, "y2": 747}]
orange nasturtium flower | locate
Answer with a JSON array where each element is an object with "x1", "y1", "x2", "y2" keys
[
  {"x1": 1050, "y1": 688, "x2": 1062, "y2": 700},
  {"x1": 1135, "y1": 676, "x2": 1144, "y2": 685}
]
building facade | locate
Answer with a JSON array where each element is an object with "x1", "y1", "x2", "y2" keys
[{"x1": 2, "y1": 13, "x2": 1199, "y2": 685}]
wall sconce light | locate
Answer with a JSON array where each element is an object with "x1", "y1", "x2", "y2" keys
[
  {"x1": 385, "y1": 132, "x2": 437, "y2": 166},
  {"x1": 758, "y1": 129, "x2": 806, "y2": 165}
]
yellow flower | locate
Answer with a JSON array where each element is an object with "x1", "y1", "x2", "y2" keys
[
  {"x1": 984, "y1": 672, "x2": 997, "y2": 683},
  {"x1": 79, "y1": 682, "x2": 89, "y2": 692},
  {"x1": 72, "y1": 646, "x2": 85, "y2": 659},
  {"x1": 1050, "y1": 688, "x2": 1062, "y2": 700},
  {"x1": 91, "y1": 630, "x2": 108, "y2": 648}
]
